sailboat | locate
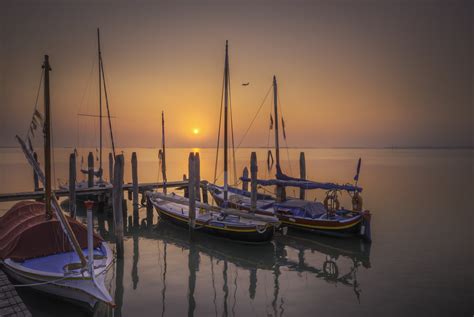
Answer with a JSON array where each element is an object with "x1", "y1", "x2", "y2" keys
[
  {"x1": 208, "y1": 76, "x2": 372, "y2": 241},
  {"x1": 148, "y1": 42, "x2": 279, "y2": 243},
  {"x1": 60, "y1": 28, "x2": 116, "y2": 197},
  {"x1": 0, "y1": 55, "x2": 114, "y2": 309}
]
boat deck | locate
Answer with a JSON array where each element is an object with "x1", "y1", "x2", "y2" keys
[{"x1": 0, "y1": 269, "x2": 31, "y2": 316}]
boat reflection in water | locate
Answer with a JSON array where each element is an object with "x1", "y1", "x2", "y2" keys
[{"x1": 22, "y1": 202, "x2": 371, "y2": 316}]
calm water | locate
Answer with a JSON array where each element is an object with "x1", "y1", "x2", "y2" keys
[{"x1": 0, "y1": 147, "x2": 472, "y2": 316}]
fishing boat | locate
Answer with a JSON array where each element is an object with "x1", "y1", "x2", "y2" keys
[
  {"x1": 148, "y1": 42, "x2": 279, "y2": 243},
  {"x1": 208, "y1": 76, "x2": 372, "y2": 241},
  {"x1": 59, "y1": 28, "x2": 116, "y2": 199},
  {"x1": 0, "y1": 55, "x2": 114, "y2": 309}
]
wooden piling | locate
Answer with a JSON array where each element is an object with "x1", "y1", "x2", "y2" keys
[
  {"x1": 183, "y1": 174, "x2": 189, "y2": 198},
  {"x1": 188, "y1": 153, "x2": 196, "y2": 230},
  {"x1": 33, "y1": 152, "x2": 40, "y2": 191},
  {"x1": 202, "y1": 182, "x2": 209, "y2": 204},
  {"x1": 146, "y1": 195, "x2": 153, "y2": 228},
  {"x1": 113, "y1": 154, "x2": 124, "y2": 258},
  {"x1": 242, "y1": 167, "x2": 249, "y2": 192},
  {"x1": 194, "y1": 153, "x2": 201, "y2": 202},
  {"x1": 109, "y1": 152, "x2": 113, "y2": 184},
  {"x1": 132, "y1": 152, "x2": 139, "y2": 226},
  {"x1": 87, "y1": 151, "x2": 94, "y2": 188},
  {"x1": 299, "y1": 152, "x2": 306, "y2": 200},
  {"x1": 250, "y1": 152, "x2": 258, "y2": 212},
  {"x1": 68, "y1": 153, "x2": 77, "y2": 218}
]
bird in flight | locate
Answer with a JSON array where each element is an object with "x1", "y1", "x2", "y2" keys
[{"x1": 242, "y1": 82, "x2": 250, "y2": 86}]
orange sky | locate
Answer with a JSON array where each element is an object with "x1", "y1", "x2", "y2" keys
[{"x1": 1, "y1": 0, "x2": 472, "y2": 148}]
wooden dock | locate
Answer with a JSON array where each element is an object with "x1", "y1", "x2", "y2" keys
[
  {"x1": 0, "y1": 180, "x2": 188, "y2": 203},
  {"x1": 0, "y1": 270, "x2": 31, "y2": 317}
]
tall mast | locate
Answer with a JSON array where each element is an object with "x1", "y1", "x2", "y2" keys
[
  {"x1": 43, "y1": 55, "x2": 52, "y2": 218},
  {"x1": 97, "y1": 28, "x2": 103, "y2": 180},
  {"x1": 273, "y1": 75, "x2": 281, "y2": 173},
  {"x1": 161, "y1": 111, "x2": 167, "y2": 194},
  {"x1": 223, "y1": 41, "x2": 229, "y2": 202}
]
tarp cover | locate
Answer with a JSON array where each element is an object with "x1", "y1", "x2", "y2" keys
[{"x1": 0, "y1": 201, "x2": 103, "y2": 261}]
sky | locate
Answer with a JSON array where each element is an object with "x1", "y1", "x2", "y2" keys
[{"x1": 0, "y1": 0, "x2": 472, "y2": 148}]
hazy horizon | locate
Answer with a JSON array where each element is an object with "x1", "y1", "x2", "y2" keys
[{"x1": 1, "y1": 0, "x2": 472, "y2": 149}]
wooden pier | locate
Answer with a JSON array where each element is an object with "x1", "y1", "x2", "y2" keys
[{"x1": 0, "y1": 270, "x2": 31, "y2": 317}]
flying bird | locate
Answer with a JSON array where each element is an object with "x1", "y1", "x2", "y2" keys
[{"x1": 242, "y1": 82, "x2": 250, "y2": 86}]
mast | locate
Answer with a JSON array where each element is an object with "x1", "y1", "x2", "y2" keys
[
  {"x1": 273, "y1": 75, "x2": 281, "y2": 173},
  {"x1": 161, "y1": 111, "x2": 167, "y2": 194},
  {"x1": 223, "y1": 41, "x2": 229, "y2": 202},
  {"x1": 97, "y1": 28, "x2": 103, "y2": 180},
  {"x1": 43, "y1": 55, "x2": 52, "y2": 218}
]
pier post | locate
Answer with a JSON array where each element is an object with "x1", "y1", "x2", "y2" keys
[
  {"x1": 299, "y1": 152, "x2": 306, "y2": 200},
  {"x1": 146, "y1": 195, "x2": 153, "y2": 228},
  {"x1": 132, "y1": 152, "x2": 139, "y2": 227},
  {"x1": 68, "y1": 153, "x2": 77, "y2": 218},
  {"x1": 250, "y1": 152, "x2": 258, "y2": 212},
  {"x1": 202, "y1": 182, "x2": 209, "y2": 204},
  {"x1": 113, "y1": 154, "x2": 125, "y2": 258},
  {"x1": 242, "y1": 167, "x2": 249, "y2": 192},
  {"x1": 194, "y1": 153, "x2": 201, "y2": 202},
  {"x1": 188, "y1": 153, "x2": 196, "y2": 230},
  {"x1": 33, "y1": 152, "x2": 40, "y2": 191},
  {"x1": 87, "y1": 152, "x2": 94, "y2": 188},
  {"x1": 183, "y1": 174, "x2": 189, "y2": 198},
  {"x1": 109, "y1": 152, "x2": 113, "y2": 184}
]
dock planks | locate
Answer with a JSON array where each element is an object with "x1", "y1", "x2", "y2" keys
[{"x1": 0, "y1": 270, "x2": 31, "y2": 317}]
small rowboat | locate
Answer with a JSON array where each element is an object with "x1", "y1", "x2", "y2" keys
[{"x1": 148, "y1": 192, "x2": 278, "y2": 244}]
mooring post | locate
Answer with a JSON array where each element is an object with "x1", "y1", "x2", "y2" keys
[
  {"x1": 33, "y1": 151, "x2": 40, "y2": 191},
  {"x1": 299, "y1": 152, "x2": 306, "y2": 200},
  {"x1": 69, "y1": 153, "x2": 77, "y2": 218},
  {"x1": 109, "y1": 152, "x2": 113, "y2": 184},
  {"x1": 146, "y1": 195, "x2": 153, "y2": 228},
  {"x1": 202, "y1": 181, "x2": 209, "y2": 204},
  {"x1": 183, "y1": 174, "x2": 189, "y2": 198},
  {"x1": 194, "y1": 153, "x2": 201, "y2": 202},
  {"x1": 250, "y1": 152, "x2": 258, "y2": 212},
  {"x1": 87, "y1": 151, "x2": 94, "y2": 188},
  {"x1": 242, "y1": 167, "x2": 249, "y2": 192},
  {"x1": 113, "y1": 154, "x2": 124, "y2": 258},
  {"x1": 132, "y1": 152, "x2": 139, "y2": 226},
  {"x1": 188, "y1": 153, "x2": 196, "y2": 230}
]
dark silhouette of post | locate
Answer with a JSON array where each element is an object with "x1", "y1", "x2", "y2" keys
[
  {"x1": 113, "y1": 154, "x2": 124, "y2": 258},
  {"x1": 109, "y1": 152, "x2": 113, "y2": 184},
  {"x1": 188, "y1": 153, "x2": 196, "y2": 230},
  {"x1": 87, "y1": 151, "x2": 94, "y2": 188},
  {"x1": 299, "y1": 152, "x2": 306, "y2": 200},
  {"x1": 242, "y1": 167, "x2": 249, "y2": 192},
  {"x1": 250, "y1": 152, "x2": 258, "y2": 212},
  {"x1": 183, "y1": 174, "x2": 189, "y2": 198},
  {"x1": 69, "y1": 153, "x2": 77, "y2": 218},
  {"x1": 132, "y1": 152, "x2": 139, "y2": 226},
  {"x1": 194, "y1": 153, "x2": 201, "y2": 202}
]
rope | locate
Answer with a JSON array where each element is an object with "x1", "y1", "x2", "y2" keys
[
  {"x1": 228, "y1": 67, "x2": 237, "y2": 185},
  {"x1": 26, "y1": 69, "x2": 44, "y2": 139},
  {"x1": 213, "y1": 66, "x2": 225, "y2": 184}
]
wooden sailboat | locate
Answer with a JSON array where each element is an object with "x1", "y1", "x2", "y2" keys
[
  {"x1": 148, "y1": 42, "x2": 279, "y2": 243},
  {"x1": 60, "y1": 28, "x2": 116, "y2": 196},
  {"x1": 0, "y1": 55, "x2": 114, "y2": 309},
  {"x1": 208, "y1": 76, "x2": 372, "y2": 241}
]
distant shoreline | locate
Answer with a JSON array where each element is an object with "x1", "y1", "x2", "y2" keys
[{"x1": 0, "y1": 146, "x2": 472, "y2": 150}]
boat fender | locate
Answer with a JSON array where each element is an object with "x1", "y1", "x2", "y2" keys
[
  {"x1": 256, "y1": 224, "x2": 267, "y2": 234},
  {"x1": 352, "y1": 193, "x2": 363, "y2": 211}
]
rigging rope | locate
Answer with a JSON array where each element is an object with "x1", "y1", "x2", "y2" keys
[
  {"x1": 26, "y1": 69, "x2": 44, "y2": 139},
  {"x1": 213, "y1": 65, "x2": 226, "y2": 184},
  {"x1": 228, "y1": 66, "x2": 237, "y2": 185}
]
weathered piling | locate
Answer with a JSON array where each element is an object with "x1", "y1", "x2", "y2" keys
[
  {"x1": 188, "y1": 153, "x2": 196, "y2": 230},
  {"x1": 250, "y1": 152, "x2": 258, "y2": 212},
  {"x1": 109, "y1": 152, "x2": 113, "y2": 183},
  {"x1": 69, "y1": 153, "x2": 77, "y2": 218},
  {"x1": 132, "y1": 152, "x2": 139, "y2": 226},
  {"x1": 33, "y1": 151, "x2": 40, "y2": 191},
  {"x1": 194, "y1": 153, "x2": 201, "y2": 202},
  {"x1": 299, "y1": 152, "x2": 306, "y2": 200},
  {"x1": 146, "y1": 195, "x2": 154, "y2": 228},
  {"x1": 242, "y1": 167, "x2": 249, "y2": 192},
  {"x1": 183, "y1": 174, "x2": 189, "y2": 198},
  {"x1": 202, "y1": 182, "x2": 209, "y2": 204},
  {"x1": 113, "y1": 154, "x2": 125, "y2": 258},
  {"x1": 87, "y1": 151, "x2": 94, "y2": 188}
]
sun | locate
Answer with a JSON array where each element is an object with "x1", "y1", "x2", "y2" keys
[{"x1": 193, "y1": 128, "x2": 200, "y2": 135}]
